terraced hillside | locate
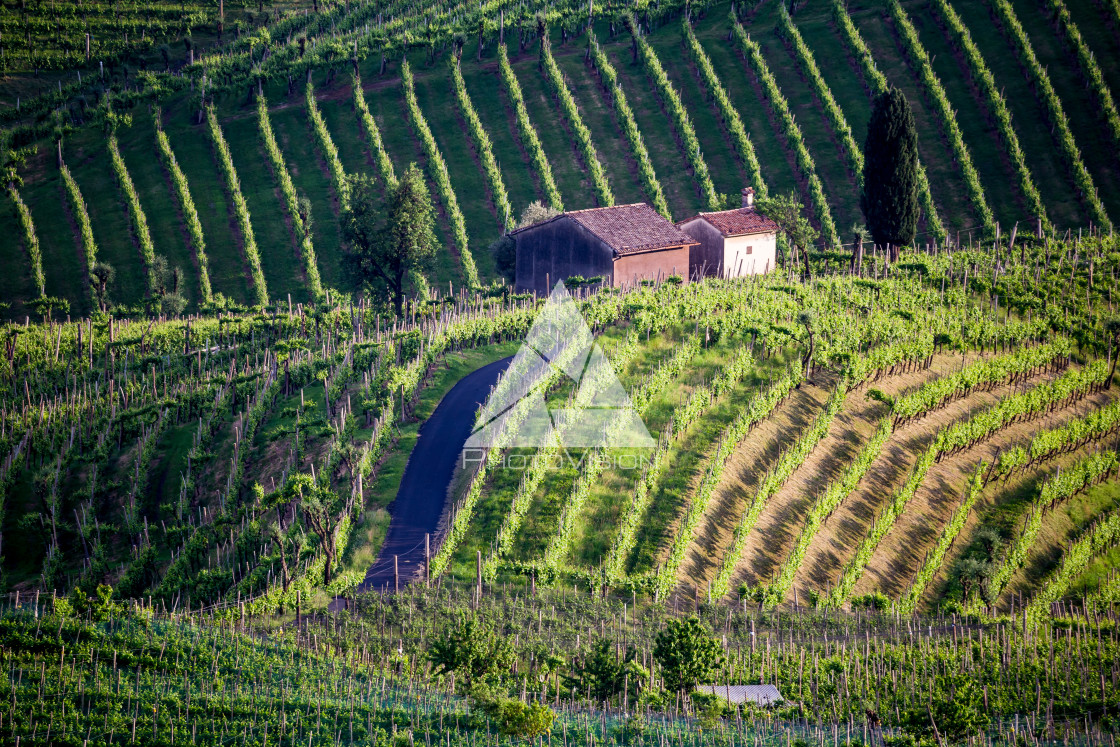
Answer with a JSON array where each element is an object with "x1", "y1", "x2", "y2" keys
[
  {"x1": 2, "y1": 237, "x2": 1119, "y2": 625},
  {"x1": 4, "y1": 0, "x2": 1120, "y2": 318}
]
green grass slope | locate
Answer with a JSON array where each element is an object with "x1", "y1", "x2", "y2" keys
[{"x1": 4, "y1": 0, "x2": 1120, "y2": 315}]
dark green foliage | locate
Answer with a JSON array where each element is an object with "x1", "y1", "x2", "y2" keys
[
  {"x1": 428, "y1": 613, "x2": 515, "y2": 687},
  {"x1": 564, "y1": 638, "x2": 641, "y2": 703},
  {"x1": 861, "y1": 88, "x2": 920, "y2": 256},
  {"x1": 905, "y1": 678, "x2": 991, "y2": 743},
  {"x1": 470, "y1": 685, "x2": 557, "y2": 739},
  {"x1": 652, "y1": 617, "x2": 723, "y2": 696},
  {"x1": 288, "y1": 472, "x2": 345, "y2": 585},
  {"x1": 150, "y1": 255, "x2": 186, "y2": 317},
  {"x1": 850, "y1": 591, "x2": 891, "y2": 611},
  {"x1": 757, "y1": 192, "x2": 818, "y2": 272},
  {"x1": 952, "y1": 527, "x2": 1003, "y2": 604},
  {"x1": 342, "y1": 164, "x2": 436, "y2": 316}
]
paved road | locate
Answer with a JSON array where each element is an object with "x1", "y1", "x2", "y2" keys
[{"x1": 357, "y1": 355, "x2": 513, "y2": 592}]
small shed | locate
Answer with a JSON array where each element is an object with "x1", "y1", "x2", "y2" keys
[
  {"x1": 677, "y1": 188, "x2": 780, "y2": 278},
  {"x1": 694, "y1": 684, "x2": 784, "y2": 706},
  {"x1": 512, "y1": 203, "x2": 699, "y2": 295}
]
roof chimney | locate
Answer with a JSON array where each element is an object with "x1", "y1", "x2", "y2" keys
[{"x1": 741, "y1": 187, "x2": 755, "y2": 209}]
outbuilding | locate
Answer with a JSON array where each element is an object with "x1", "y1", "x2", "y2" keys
[
  {"x1": 512, "y1": 203, "x2": 699, "y2": 294},
  {"x1": 677, "y1": 188, "x2": 780, "y2": 278}
]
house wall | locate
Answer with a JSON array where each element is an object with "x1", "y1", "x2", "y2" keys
[
  {"x1": 723, "y1": 232, "x2": 777, "y2": 277},
  {"x1": 677, "y1": 218, "x2": 724, "y2": 278},
  {"x1": 612, "y1": 246, "x2": 691, "y2": 288},
  {"x1": 514, "y1": 217, "x2": 614, "y2": 294}
]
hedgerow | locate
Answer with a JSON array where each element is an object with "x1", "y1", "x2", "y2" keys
[
  {"x1": 589, "y1": 34, "x2": 672, "y2": 219},
  {"x1": 540, "y1": 36, "x2": 614, "y2": 207},
  {"x1": 1044, "y1": 0, "x2": 1120, "y2": 149},
  {"x1": 636, "y1": 23, "x2": 719, "y2": 211},
  {"x1": 59, "y1": 163, "x2": 98, "y2": 305},
  {"x1": 451, "y1": 56, "x2": 515, "y2": 229},
  {"x1": 732, "y1": 22, "x2": 839, "y2": 247},
  {"x1": 681, "y1": 21, "x2": 766, "y2": 199},
  {"x1": 889, "y1": 0, "x2": 995, "y2": 235},
  {"x1": 498, "y1": 44, "x2": 563, "y2": 211},
  {"x1": 353, "y1": 76, "x2": 398, "y2": 189},
  {"x1": 401, "y1": 60, "x2": 480, "y2": 287},
  {"x1": 830, "y1": 0, "x2": 946, "y2": 243},
  {"x1": 777, "y1": 6, "x2": 861, "y2": 186},
  {"x1": 257, "y1": 94, "x2": 323, "y2": 299},
  {"x1": 155, "y1": 124, "x2": 213, "y2": 302},
  {"x1": 206, "y1": 106, "x2": 269, "y2": 307},
  {"x1": 108, "y1": 135, "x2": 158, "y2": 296},
  {"x1": 306, "y1": 82, "x2": 350, "y2": 208},
  {"x1": 8, "y1": 186, "x2": 45, "y2": 298},
  {"x1": 931, "y1": 0, "x2": 1050, "y2": 234},
  {"x1": 989, "y1": 0, "x2": 1110, "y2": 226}
]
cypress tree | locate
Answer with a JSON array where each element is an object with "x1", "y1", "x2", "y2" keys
[{"x1": 860, "y1": 87, "x2": 920, "y2": 260}]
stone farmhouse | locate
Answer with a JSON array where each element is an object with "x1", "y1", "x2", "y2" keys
[{"x1": 511, "y1": 190, "x2": 778, "y2": 294}]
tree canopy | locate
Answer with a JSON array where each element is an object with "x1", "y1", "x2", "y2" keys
[
  {"x1": 757, "y1": 191, "x2": 818, "y2": 275},
  {"x1": 652, "y1": 617, "x2": 723, "y2": 696},
  {"x1": 861, "y1": 87, "x2": 920, "y2": 257},
  {"x1": 428, "y1": 614, "x2": 515, "y2": 687},
  {"x1": 342, "y1": 164, "x2": 436, "y2": 315}
]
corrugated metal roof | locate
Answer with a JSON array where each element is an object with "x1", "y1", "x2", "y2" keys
[
  {"x1": 695, "y1": 684, "x2": 784, "y2": 705},
  {"x1": 679, "y1": 208, "x2": 780, "y2": 237},
  {"x1": 511, "y1": 204, "x2": 698, "y2": 255}
]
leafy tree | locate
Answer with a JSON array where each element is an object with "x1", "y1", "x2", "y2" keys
[
  {"x1": 470, "y1": 685, "x2": 556, "y2": 739},
  {"x1": 149, "y1": 255, "x2": 186, "y2": 317},
  {"x1": 267, "y1": 520, "x2": 307, "y2": 594},
  {"x1": 342, "y1": 165, "x2": 436, "y2": 316},
  {"x1": 957, "y1": 556, "x2": 994, "y2": 604},
  {"x1": 517, "y1": 200, "x2": 561, "y2": 228},
  {"x1": 861, "y1": 87, "x2": 920, "y2": 259},
  {"x1": 757, "y1": 192, "x2": 818, "y2": 275},
  {"x1": 28, "y1": 295, "x2": 69, "y2": 323},
  {"x1": 428, "y1": 614, "x2": 515, "y2": 687},
  {"x1": 297, "y1": 193, "x2": 314, "y2": 235},
  {"x1": 564, "y1": 639, "x2": 641, "y2": 704},
  {"x1": 91, "y1": 261, "x2": 115, "y2": 312},
  {"x1": 653, "y1": 617, "x2": 724, "y2": 698},
  {"x1": 68, "y1": 584, "x2": 122, "y2": 622},
  {"x1": 288, "y1": 473, "x2": 346, "y2": 585}
]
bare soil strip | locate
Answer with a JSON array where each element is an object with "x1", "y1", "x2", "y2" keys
[
  {"x1": 855, "y1": 377, "x2": 1113, "y2": 601},
  {"x1": 788, "y1": 357, "x2": 1054, "y2": 602},
  {"x1": 920, "y1": 391, "x2": 1116, "y2": 609},
  {"x1": 728, "y1": 359, "x2": 949, "y2": 596},
  {"x1": 673, "y1": 378, "x2": 831, "y2": 594}
]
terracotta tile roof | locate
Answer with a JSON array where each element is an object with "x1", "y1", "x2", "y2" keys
[
  {"x1": 679, "y1": 207, "x2": 780, "y2": 237},
  {"x1": 511, "y1": 203, "x2": 697, "y2": 255}
]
